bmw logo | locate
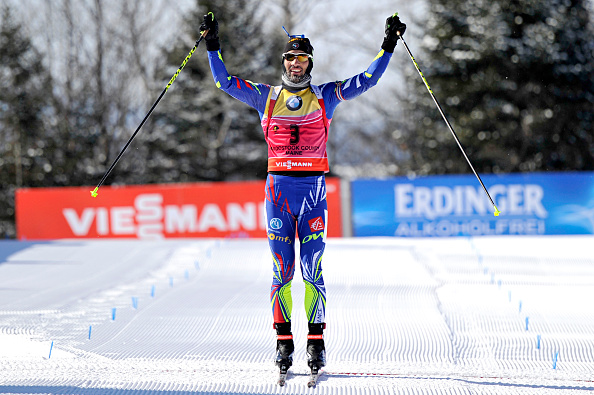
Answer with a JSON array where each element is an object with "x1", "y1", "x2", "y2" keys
[
  {"x1": 292, "y1": 43, "x2": 299, "y2": 49},
  {"x1": 286, "y1": 95, "x2": 303, "y2": 111}
]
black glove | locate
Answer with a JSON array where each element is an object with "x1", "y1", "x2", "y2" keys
[
  {"x1": 382, "y1": 13, "x2": 407, "y2": 53},
  {"x1": 200, "y1": 12, "x2": 220, "y2": 51}
]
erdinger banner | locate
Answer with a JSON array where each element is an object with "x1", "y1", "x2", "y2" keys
[
  {"x1": 351, "y1": 172, "x2": 594, "y2": 237},
  {"x1": 16, "y1": 179, "x2": 342, "y2": 240}
]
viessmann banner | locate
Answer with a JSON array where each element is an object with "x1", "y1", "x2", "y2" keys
[
  {"x1": 16, "y1": 179, "x2": 342, "y2": 240},
  {"x1": 351, "y1": 172, "x2": 594, "y2": 237}
]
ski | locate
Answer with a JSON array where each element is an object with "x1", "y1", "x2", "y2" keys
[
  {"x1": 275, "y1": 325, "x2": 294, "y2": 386},
  {"x1": 307, "y1": 366, "x2": 323, "y2": 388},
  {"x1": 277, "y1": 365, "x2": 289, "y2": 386},
  {"x1": 305, "y1": 325, "x2": 326, "y2": 387}
]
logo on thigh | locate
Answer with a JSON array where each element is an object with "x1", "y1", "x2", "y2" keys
[
  {"x1": 308, "y1": 216, "x2": 325, "y2": 232},
  {"x1": 269, "y1": 218, "x2": 283, "y2": 231},
  {"x1": 268, "y1": 233, "x2": 292, "y2": 244},
  {"x1": 302, "y1": 231, "x2": 324, "y2": 244}
]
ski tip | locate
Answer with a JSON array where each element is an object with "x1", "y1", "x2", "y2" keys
[
  {"x1": 277, "y1": 372, "x2": 288, "y2": 386},
  {"x1": 90, "y1": 187, "x2": 99, "y2": 198},
  {"x1": 307, "y1": 368, "x2": 323, "y2": 388}
]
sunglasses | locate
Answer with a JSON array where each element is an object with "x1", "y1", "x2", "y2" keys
[{"x1": 283, "y1": 53, "x2": 312, "y2": 62}]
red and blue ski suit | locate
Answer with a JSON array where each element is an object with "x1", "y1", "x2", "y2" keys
[{"x1": 207, "y1": 47, "x2": 393, "y2": 324}]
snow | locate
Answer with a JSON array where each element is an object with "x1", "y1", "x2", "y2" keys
[{"x1": 1, "y1": 236, "x2": 593, "y2": 394}]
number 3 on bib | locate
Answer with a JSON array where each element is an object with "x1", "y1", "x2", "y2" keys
[{"x1": 290, "y1": 124, "x2": 300, "y2": 145}]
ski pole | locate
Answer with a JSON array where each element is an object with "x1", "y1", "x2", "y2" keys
[
  {"x1": 397, "y1": 30, "x2": 501, "y2": 217},
  {"x1": 90, "y1": 29, "x2": 209, "y2": 198}
]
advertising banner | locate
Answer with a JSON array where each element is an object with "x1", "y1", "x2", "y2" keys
[
  {"x1": 16, "y1": 179, "x2": 342, "y2": 240},
  {"x1": 351, "y1": 172, "x2": 594, "y2": 237}
]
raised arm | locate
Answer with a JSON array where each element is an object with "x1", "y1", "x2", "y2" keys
[
  {"x1": 200, "y1": 12, "x2": 270, "y2": 115},
  {"x1": 321, "y1": 13, "x2": 407, "y2": 114}
]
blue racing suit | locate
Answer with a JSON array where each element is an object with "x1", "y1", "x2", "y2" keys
[{"x1": 207, "y1": 47, "x2": 393, "y2": 324}]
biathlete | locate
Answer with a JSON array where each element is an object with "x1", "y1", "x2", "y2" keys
[{"x1": 200, "y1": 11, "x2": 406, "y2": 380}]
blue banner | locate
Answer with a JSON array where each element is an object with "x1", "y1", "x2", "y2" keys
[{"x1": 351, "y1": 172, "x2": 594, "y2": 237}]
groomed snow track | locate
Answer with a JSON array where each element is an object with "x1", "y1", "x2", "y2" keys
[{"x1": 1, "y1": 236, "x2": 593, "y2": 394}]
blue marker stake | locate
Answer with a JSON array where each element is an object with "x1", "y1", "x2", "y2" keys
[
  {"x1": 169, "y1": 277, "x2": 174, "y2": 287},
  {"x1": 194, "y1": 260, "x2": 200, "y2": 270},
  {"x1": 88, "y1": 325, "x2": 92, "y2": 340},
  {"x1": 537, "y1": 334, "x2": 541, "y2": 349},
  {"x1": 185, "y1": 270, "x2": 190, "y2": 280},
  {"x1": 151, "y1": 285, "x2": 156, "y2": 298},
  {"x1": 132, "y1": 297, "x2": 138, "y2": 309},
  {"x1": 525, "y1": 316, "x2": 529, "y2": 331},
  {"x1": 112, "y1": 307, "x2": 116, "y2": 321},
  {"x1": 519, "y1": 301, "x2": 523, "y2": 313},
  {"x1": 553, "y1": 351, "x2": 559, "y2": 369},
  {"x1": 48, "y1": 341, "x2": 54, "y2": 359}
]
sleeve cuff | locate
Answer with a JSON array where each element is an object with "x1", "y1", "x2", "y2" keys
[
  {"x1": 381, "y1": 37, "x2": 397, "y2": 53},
  {"x1": 205, "y1": 39, "x2": 220, "y2": 52}
]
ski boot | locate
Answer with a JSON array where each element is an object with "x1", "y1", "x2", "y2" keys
[
  {"x1": 306, "y1": 322, "x2": 326, "y2": 387},
  {"x1": 274, "y1": 322, "x2": 294, "y2": 386}
]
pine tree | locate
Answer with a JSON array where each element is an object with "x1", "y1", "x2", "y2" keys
[
  {"x1": 0, "y1": 5, "x2": 55, "y2": 237},
  {"x1": 396, "y1": 0, "x2": 594, "y2": 175},
  {"x1": 144, "y1": 0, "x2": 285, "y2": 183}
]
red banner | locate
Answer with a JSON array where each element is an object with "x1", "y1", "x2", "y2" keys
[{"x1": 16, "y1": 179, "x2": 342, "y2": 240}]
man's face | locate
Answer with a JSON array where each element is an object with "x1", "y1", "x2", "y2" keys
[{"x1": 283, "y1": 50, "x2": 310, "y2": 80}]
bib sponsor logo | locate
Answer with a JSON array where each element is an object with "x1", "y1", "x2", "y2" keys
[
  {"x1": 286, "y1": 95, "x2": 303, "y2": 111},
  {"x1": 269, "y1": 217, "x2": 283, "y2": 230},
  {"x1": 275, "y1": 160, "x2": 313, "y2": 170},
  {"x1": 308, "y1": 216, "x2": 325, "y2": 232}
]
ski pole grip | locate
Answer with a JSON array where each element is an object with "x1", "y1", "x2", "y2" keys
[{"x1": 393, "y1": 12, "x2": 403, "y2": 37}]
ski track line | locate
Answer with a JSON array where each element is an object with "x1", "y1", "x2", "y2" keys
[
  {"x1": 79, "y1": 240, "x2": 270, "y2": 361},
  {"x1": 1, "y1": 237, "x2": 594, "y2": 394}
]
